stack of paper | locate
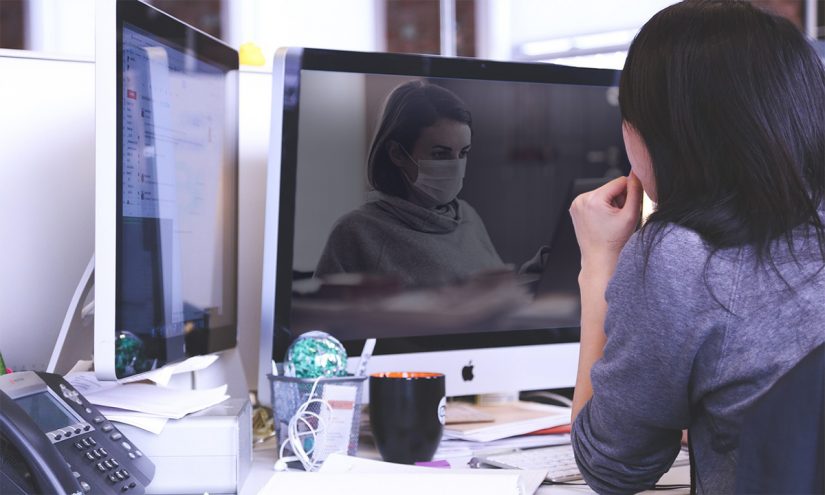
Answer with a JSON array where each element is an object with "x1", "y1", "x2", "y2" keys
[
  {"x1": 263, "y1": 453, "x2": 548, "y2": 495},
  {"x1": 442, "y1": 401, "x2": 571, "y2": 443},
  {"x1": 66, "y1": 365, "x2": 229, "y2": 434},
  {"x1": 436, "y1": 433, "x2": 571, "y2": 459}
]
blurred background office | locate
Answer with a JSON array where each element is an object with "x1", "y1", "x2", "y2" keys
[
  {"x1": 1, "y1": 1, "x2": 821, "y2": 65},
  {"x1": 0, "y1": 0, "x2": 822, "y2": 389}
]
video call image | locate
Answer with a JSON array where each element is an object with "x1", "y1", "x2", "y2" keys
[{"x1": 289, "y1": 70, "x2": 627, "y2": 341}]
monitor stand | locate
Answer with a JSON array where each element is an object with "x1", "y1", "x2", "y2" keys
[
  {"x1": 48, "y1": 254, "x2": 247, "y2": 398},
  {"x1": 48, "y1": 255, "x2": 96, "y2": 375}
]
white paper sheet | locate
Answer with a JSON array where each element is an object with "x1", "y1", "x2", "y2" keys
[
  {"x1": 83, "y1": 383, "x2": 229, "y2": 419},
  {"x1": 442, "y1": 402, "x2": 571, "y2": 442},
  {"x1": 436, "y1": 433, "x2": 571, "y2": 459},
  {"x1": 117, "y1": 354, "x2": 220, "y2": 386},
  {"x1": 96, "y1": 406, "x2": 169, "y2": 434},
  {"x1": 65, "y1": 372, "x2": 120, "y2": 395},
  {"x1": 262, "y1": 454, "x2": 546, "y2": 495}
]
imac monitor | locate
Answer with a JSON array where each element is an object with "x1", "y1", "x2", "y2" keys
[
  {"x1": 259, "y1": 48, "x2": 627, "y2": 402},
  {"x1": 95, "y1": 0, "x2": 239, "y2": 380}
]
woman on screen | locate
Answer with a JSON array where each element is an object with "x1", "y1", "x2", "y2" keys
[
  {"x1": 568, "y1": 1, "x2": 825, "y2": 492},
  {"x1": 314, "y1": 80, "x2": 507, "y2": 287}
]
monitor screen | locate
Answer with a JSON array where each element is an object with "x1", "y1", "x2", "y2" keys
[
  {"x1": 260, "y1": 49, "x2": 626, "y2": 400},
  {"x1": 95, "y1": 0, "x2": 239, "y2": 380}
]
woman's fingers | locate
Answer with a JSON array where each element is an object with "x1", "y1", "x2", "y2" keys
[
  {"x1": 570, "y1": 176, "x2": 626, "y2": 216},
  {"x1": 623, "y1": 172, "x2": 643, "y2": 216},
  {"x1": 569, "y1": 174, "x2": 644, "y2": 265},
  {"x1": 595, "y1": 173, "x2": 643, "y2": 221},
  {"x1": 595, "y1": 176, "x2": 630, "y2": 210}
]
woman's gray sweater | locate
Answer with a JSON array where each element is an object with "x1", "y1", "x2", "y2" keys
[
  {"x1": 315, "y1": 193, "x2": 504, "y2": 287},
  {"x1": 571, "y1": 223, "x2": 825, "y2": 494}
]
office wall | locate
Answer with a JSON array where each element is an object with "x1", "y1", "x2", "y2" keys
[
  {"x1": 0, "y1": 50, "x2": 95, "y2": 372},
  {"x1": 292, "y1": 72, "x2": 370, "y2": 273},
  {"x1": 227, "y1": 0, "x2": 381, "y2": 63},
  {"x1": 237, "y1": 68, "x2": 271, "y2": 389},
  {"x1": 0, "y1": 50, "x2": 270, "y2": 390}
]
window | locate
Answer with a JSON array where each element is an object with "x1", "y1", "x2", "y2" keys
[
  {"x1": 385, "y1": 0, "x2": 476, "y2": 56},
  {"x1": 150, "y1": 0, "x2": 223, "y2": 40},
  {"x1": 0, "y1": 0, "x2": 26, "y2": 50}
]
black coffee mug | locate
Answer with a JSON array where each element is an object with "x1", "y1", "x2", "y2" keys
[{"x1": 369, "y1": 372, "x2": 446, "y2": 464}]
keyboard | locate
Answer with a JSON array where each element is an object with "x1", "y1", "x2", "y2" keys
[{"x1": 475, "y1": 444, "x2": 691, "y2": 483}]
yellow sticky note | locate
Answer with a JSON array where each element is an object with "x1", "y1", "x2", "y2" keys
[{"x1": 240, "y1": 42, "x2": 266, "y2": 66}]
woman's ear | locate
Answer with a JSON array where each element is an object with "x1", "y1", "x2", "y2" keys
[
  {"x1": 388, "y1": 141, "x2": 417, "y2": 182},
  {"x1": 388, "y1": 141, "x2": 407, "y2": 168}
]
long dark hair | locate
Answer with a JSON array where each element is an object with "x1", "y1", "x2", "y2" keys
[
  {"x1": 621, "y1": 0, "x2": 825, "y2": 262},
  {"x1": 368, "y1": 80, "x2": 472, "y2": 197}
]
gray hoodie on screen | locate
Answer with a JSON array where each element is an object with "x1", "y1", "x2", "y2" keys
[{"x1": 315, "y1": 193, "x2": 505, "y2": 287}]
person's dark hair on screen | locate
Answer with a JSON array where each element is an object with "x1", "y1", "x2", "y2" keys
[{"x1": 368, "y1": 80, "x2": 472, "y2": 199}]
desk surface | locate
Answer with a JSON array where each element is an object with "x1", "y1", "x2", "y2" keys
[{"x1": 240, "y1": 439, "x2": 691, "y2": 494}]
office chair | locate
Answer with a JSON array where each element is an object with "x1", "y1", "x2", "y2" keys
[{"x1": 734, "y1": 342, "x2": 825, "y2": 494}]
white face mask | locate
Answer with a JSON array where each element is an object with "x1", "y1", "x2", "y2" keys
[{"x1": 402, "y1": 148, "x2": 467, "y2": 206}]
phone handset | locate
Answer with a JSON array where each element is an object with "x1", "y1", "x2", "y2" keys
[
  {"x1": 0, "y1": 372, "x2": 154, "y2": 494},
  {"x1": 0, "y1": 390, "x2": 83, "y2": 495}
]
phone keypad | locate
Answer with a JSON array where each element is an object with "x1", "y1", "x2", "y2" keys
[
  {"x1": 107, "y1": 469, "x2": 132, "y2": 483},
  {"x1": 75, "y1": 434, "x2": 131, "y2": 489}
]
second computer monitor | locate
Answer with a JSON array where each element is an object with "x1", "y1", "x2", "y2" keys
[
  {"x1": 260, "y1": 48, "x2": 627, "y2": 402},
  {"x1": 95, "y1": 0, "x2": 239, "y2": 380}
]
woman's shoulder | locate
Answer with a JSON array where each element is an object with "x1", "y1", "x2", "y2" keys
[
  {"x1": 327, "y1": 201, "x2": 399, "y2": 235},
  {"x1": 623, "y1": 222, "x2": 712, "y2": 272},
  {"x1": 455, "y1": 198, "x2": 483, "y2": 220},
  {"x1": 456, "y1": 198, "x2": 475, "y2": 210},
  {"x1": 616, "y1": 222, "x2": 769, "y2": 311},
  {"x1": 605, "y1": 224, "x2": 722, "y2": 333}
]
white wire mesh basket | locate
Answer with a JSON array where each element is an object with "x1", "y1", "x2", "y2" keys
[{"x1": 268, "y1": 371, "x2": 366, "y2": 460}]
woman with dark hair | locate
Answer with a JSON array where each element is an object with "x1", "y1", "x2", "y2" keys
[
  {"x1": 315, "y1": 80, "x2": 505, "y2": 286},
  {"x1": 568, "y1": 1, "x2": 825, "y2": 492}
]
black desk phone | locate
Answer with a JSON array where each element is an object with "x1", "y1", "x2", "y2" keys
[{"x1": 0, "y1": 371, "x2": 155, "y2": 494}]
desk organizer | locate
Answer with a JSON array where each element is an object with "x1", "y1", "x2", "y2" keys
[{"x1": 268, "y1": 372, "x2": 366, "y2": 459}]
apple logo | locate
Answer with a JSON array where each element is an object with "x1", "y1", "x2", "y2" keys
[{"x1": 461, "y1": 360, "x2": 474, "y2": 381}]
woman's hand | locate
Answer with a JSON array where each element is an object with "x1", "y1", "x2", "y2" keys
[
  {"x1": 570, "y1": 173, "x2": 643, "y2": 420},
  {"x1": 569, "y1": 173, "x2": 643, "y2": 276}
]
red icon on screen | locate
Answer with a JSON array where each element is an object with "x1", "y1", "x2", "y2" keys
[{"x1": 127, "y1": 89, "x2": 137, "y2": 100}]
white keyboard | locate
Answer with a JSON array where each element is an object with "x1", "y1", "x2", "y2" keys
[{"x1": 476, "y1": 444, "x2": 690, "y2": 483}]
